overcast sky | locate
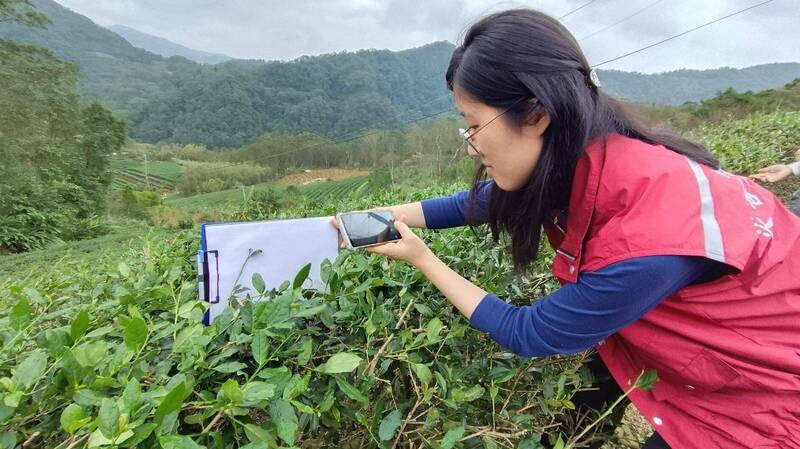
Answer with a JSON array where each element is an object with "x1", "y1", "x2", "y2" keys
[{"x1": 54, "y1": 0, "x2": 799, "y2": 73}]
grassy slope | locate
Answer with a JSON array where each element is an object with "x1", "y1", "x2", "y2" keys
[{"x1": 0, "y1": 222, "x2": 165, "y2": 280}]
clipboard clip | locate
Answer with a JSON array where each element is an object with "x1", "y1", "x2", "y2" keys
[{"x1": 198, "y1": 250, "x2": 220, "y2": 304}]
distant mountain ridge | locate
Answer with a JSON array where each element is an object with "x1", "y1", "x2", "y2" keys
[
  {"x1": 600, "y1": 64, "x2": 800, "y2": 105},
  {"x1": 108, "y1": 24, "x2": 232, "y2": 65},
  {"x1": 0, "y1": 0, "x2": 797, "y2": 148}
]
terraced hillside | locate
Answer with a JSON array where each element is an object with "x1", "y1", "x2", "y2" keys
[{"x1": 110, "y1": 160, "x2": 182, "y2": 191}]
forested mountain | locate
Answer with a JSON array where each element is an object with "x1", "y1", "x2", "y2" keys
[
  {"x1": 601, "y1": 64, "x2": 800, "y2": 106},
  {"x1": 108, "y1": 24, "x2": 232, "y2": 65},
  {"x1": 1, "y1": 0, "x2": 797, "y2": 148}
]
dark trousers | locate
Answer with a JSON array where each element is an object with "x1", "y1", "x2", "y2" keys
[{"x1": 566, "y1": 356, "x2": 670, "y2": 449}]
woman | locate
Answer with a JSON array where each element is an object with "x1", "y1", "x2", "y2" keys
[{"x1": 333, "y1": 9, "x2": 800, "y2": 449}]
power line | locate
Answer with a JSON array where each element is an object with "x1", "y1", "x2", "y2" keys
[
  {"x1": 578, "y1": 0, "x2": 667, "y2": 41},
  {"x1": 178, "y1": 1, "x2": 776, "y2": 173},
  {"x1": 559, "y1": 0, "x2": 599, "y2": 20},
  {"x1": 593, "y1": 0, "x2": 775, "y2": 67}
]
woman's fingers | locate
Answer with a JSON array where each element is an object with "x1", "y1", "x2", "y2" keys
[
  {"x1": 393, "y1": 214, "x2": 414, "y2": 238},
  {"x1": 329, "y1": 216, "x2": 345, "y2": 248}
]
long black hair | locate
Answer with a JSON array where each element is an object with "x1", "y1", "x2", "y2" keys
[{"x1": 447, "y1": 8, "x2": 719, "y2": 274}]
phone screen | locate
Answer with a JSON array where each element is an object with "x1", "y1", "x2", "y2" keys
[{"x1": 339, "y1": 211, "x2": 401, "y2": 248}]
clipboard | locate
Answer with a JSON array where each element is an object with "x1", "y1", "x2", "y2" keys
[{"x1": 197, "y1": 217, "x2": 340, "y2": 324}]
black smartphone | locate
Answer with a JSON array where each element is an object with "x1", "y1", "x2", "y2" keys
[{"x1": 336, "y1": 210, "x2": 402, "y2": 249}]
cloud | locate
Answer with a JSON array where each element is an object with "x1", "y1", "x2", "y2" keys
[{"x1": 54, "y1": 0, "x2": 799, "y2": 73}]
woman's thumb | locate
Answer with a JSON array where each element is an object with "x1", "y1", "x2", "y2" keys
[{"x1": 394, "y1": 214, "x2": 413, "y2": 237}]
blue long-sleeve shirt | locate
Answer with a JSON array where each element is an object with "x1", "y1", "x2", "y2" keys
[{"x1": 420, "y1": 181, "x2": 726, "y2": 357}]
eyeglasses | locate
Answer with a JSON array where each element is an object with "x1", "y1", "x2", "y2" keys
[{"x1": 457, "y1": 97, "x2": 535, "y2": 157}]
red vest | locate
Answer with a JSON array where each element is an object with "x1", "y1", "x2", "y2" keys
[{"x1": 544, "y1": 134, "x2": 800, "y2": 448}]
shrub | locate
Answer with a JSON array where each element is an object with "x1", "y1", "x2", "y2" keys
[{"x1": 178, "y1": 163, "x2": 272, "y2": 196}]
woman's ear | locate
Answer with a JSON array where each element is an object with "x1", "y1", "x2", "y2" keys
[{"x1": 524, "y1": 110, "x2": 550, "y2": 137}]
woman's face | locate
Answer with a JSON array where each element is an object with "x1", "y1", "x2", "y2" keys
[{"x1": 453, "y1": 85, "x2": 550, "y2": 191}]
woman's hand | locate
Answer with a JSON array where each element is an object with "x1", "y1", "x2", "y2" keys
[
  {"x1": 750, "y1": 164, "x2": 793, "y2": 183},
  {"x1": 365, "y1": 214, "x2": 434, "y2": 267},
  {"x1": 328, "y1": 215, "x2": 434, "y2": 266}
]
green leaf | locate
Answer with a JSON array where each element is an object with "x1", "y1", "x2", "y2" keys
[
  {"x1": 239, "y1": 444, "x2": 270, "y2": 449},
  {"x1": 73, "y1": 389, "x2": 107, "y2": 407},
  {"x1": 414, "y1": 303, "x2": 433, "y2": 316},
  {"x1": 12, "y1": 350, "x2": 46, "y2": 390},
  {"x1": 122, "y1": 315, "x2": 147, "y2": 350},
  {"x1": 435, "y1": 372, "x2": 448, "y2": 396},
  {"x1": 296, "y1": 339, "x2": 312, "y2": 365},
  {"x1": 425, "y1": 317, "x2": 444, "y2": 343},
  {"x1": 154, "y1": 382, "x2": 187, "y2": 425},
  {"x1": 482, "y1": 435, "x2": 499, "y2": 449},
  {"x1": 0, "y1": 432, "x2": 16, "y2": 449},
  {"x1": 318, "y1": 384, "x2": 335, "y2": 412},
  {"x1": 318, "y1": 352, "x2": 362, "y2": 374},
  {"x1": 3, "y1": 391, "x2": 20, "y2": 408},
  {"x1": 490, "y1": 367, "x2": 517, "y2": 384},
  {"x1": 334, "y1": 377, "x2": 369, "y2": 406},
  {"x1": 98, "y1": 398, "x2": 119, "y2": 438},
  {"x1": 282, "y1": 373, "x2": 309, "y2": 401},
  {"x1": 635, "y1": 370, "x2": 659, "y2": 391},
  {"x1": 120, "y1": 423, "x2": 156, "y2": 448},
  {"x1": 557, "y1": 374, "x2": 566, "y2": 397},
  {"x1": 118, "y1": 262, "x2": 131, "y2": 278},
  {"x1": 411, "y1": 363, "x2": 432, "y2": 388},
  {"x1": 3, "y1": 392, "x2": 21, "y2": 408},
  {"x1": 121, "y1": 378, "x2": 142, "y2": 412},
  {"x1": 241, "y1": 381, "x2": 275, "y2": 405},
  {"x1": 256, "y1": 366, "x2": 292, "y2": 385},
  {"x1": 87, "y1": 429, "x2": 113, "y2": 448},
  {"x1": 378, "y1": 409, "x2": 402, "y2": 441},
  {"x1": 489, "y1": 384, "x2": 499, "y2": 400},
  {"x1": 117, "y1": 430, "x2": 135, "y2": 445},
  {"x1": 70, "y1": 308, "x2": 90, "y2": 342},
  {"x1": 43, "y1": 328, "x2": 71, "y2": 355},
  {"x1": 451, "y1": 385, "x2": 485, "y2": 402},
  {"x1": 23, "y1": 287, "x2": 42, "y2": 303},
  {"x1": 252, "y1": 273, "x2": 266, "y2": 294},
  {"x1": 440, "y1": 424, "x2": 465, "y2": 449},
  {"x1": 213, "y1": 362, "x2": 247, "y2": 374},
  {"x1": 86, "y1": 326, "x2": 114, "y2": 338},
  {"x1": 60, "y1": 403, "x2": 89, "y2": 434},
  {"x1": 221, "y1": 379, "x2": 244, "y2": 405},
  {"x1": 553, "y1": 434, "x2": 566, "y2": 449},
  {"x1": 73, "y1": 341, "x2": 108, "y2": 368},
  {"x1": 243, "y1": 424, "x2": 276, "y2": 446},
  {"x1": 158, "y1": 435, "x2": 205, "y2": 449},
  {"x1": 269, "y1": 399, "x2": 298, "y2": 446},
  {"x1": 10, "y1": 297, "x2": 32, "y2": 331},
  {"x1": 251, "y1": 330, "x2": 269, "y2": 365},
  {"x1": 292, "y1": 263, "x2": 311, "y2": 290},
  {"x1": 517, "y1": 435, "x2": 542, "y2": 449},
  {"x1": 290, "y1": 399, "x2": 315, "y2": 416},
  {"x1": 293, "y1": 304, "x2": 326, "y2": 318}
]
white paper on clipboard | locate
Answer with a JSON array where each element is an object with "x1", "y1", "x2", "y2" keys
[{"x1": 198, "y1": 217, "x2": 340, "y2": 324}]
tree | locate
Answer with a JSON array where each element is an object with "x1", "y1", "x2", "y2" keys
[
  {"x1": 0, "y1": 4, "x2": 126, "y2": 251},
  {"x1": 0, "y1": 0, "x2": 49, "y2": 27}
]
